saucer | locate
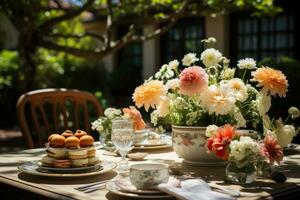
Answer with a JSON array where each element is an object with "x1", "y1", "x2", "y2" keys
[
  {"x1": 114, "y1": 176, "x2": 164, "y2": 194},
  {"x1": 106, "y1": 179, "x2": 172, "y2": 198}
]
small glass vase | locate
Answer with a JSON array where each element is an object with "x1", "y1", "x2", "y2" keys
[{"x1": 225, "y1": 161, "x2": 256, "y2": 184}]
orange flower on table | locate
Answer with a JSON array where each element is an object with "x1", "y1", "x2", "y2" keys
[
  {"x1": 123, "y1": 106, "x2": 146, "y2": 131},
  {"x1": 207, "y1": 124, "x2": 235, "y2": 160},
  {"x1": 179, "y1": 66, "x2": 208, "y2": 96},
  {"x1": 260, "y1": 134, "x2": 283, "y2": 165},
  {"x1": 251, "y1": 66, "x2": 288, "y2": 97},
  {"x1": 133, "y1": 80, "x2": 167, "y2": 111}
]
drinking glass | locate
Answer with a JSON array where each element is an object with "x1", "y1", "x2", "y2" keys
[{"x1": 111, "y1": 119, "x2": 134, "y2": 172}]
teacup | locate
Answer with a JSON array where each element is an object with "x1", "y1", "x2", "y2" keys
[
  {"x1": 134, "y1": 129, "x2": 148, "y2": 145},
  {"x1": 129, "y1": 163, "x2": 169, "y2": 189}
]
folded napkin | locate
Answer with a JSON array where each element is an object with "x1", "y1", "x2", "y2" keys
[{"x1": 158, "y1": 179, "x2": 235, "y2": 200}]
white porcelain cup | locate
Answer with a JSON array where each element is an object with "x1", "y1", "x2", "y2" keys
[
  {"x1": 129, "y1": 163, "x2": 169, "y2": 189},
  {"x1": 134, "y1": 129, "x2": 148, "y2": 145}
]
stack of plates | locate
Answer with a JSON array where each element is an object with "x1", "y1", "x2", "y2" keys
[
  {"x1": 133, "y1": 135, "x2": 172, "y2": 150},
  {"x1": 106, "y1": 176, "x2": 172, "y2": 198}
]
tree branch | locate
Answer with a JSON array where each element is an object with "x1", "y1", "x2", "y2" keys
[
  {"x1": 47, "y1": 32, "x2": 105, "y2": 43},
  {"x1": 38, "y1": 0, "x2": 95, "y2": 31},
  {"x1": 39, "y1": 0, "x2": 191, "y2": 60}
]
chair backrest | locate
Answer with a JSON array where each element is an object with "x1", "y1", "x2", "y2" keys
[{"x1": 16, "y1": 88, "x2": 104, "y2": 149}]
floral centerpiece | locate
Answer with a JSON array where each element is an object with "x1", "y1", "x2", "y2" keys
[
  {"x1": 91, "y1": 106, "x2": 146, "y2": 145},
  {"x1": 207, "y1": 124, "x2": 284, "y2": 183},
  {"x1": 132, "y1": 37, "x2": 298, "y2": 165}
]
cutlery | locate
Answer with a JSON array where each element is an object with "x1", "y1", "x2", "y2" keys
[
  {"x1": 79, "y1": 184, "x2": 107, "y2": 193},
  {"x1": 74, "y1": 180, "x2": 108, "y2": 191}
]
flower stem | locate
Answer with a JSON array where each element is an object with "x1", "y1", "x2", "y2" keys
[
  {"x1": 242, "y1": 69, "x2": 248, "y2": 81},
  {"x1": 284, "y1": 114, "x2": 291, "y2": 125}
]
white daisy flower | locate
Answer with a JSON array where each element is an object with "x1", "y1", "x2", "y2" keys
[
  {"x1": 200, "y1": 48, "x2": 222, "y2": 67},
  {"x1": 182, "y1": 53, "x2": 199, "y2": 66},
  {"x1": 168, "y1": 59, "x2": 179, "y2": 70},
  {"x1": 237, "y1": 58, "x2": 256, "y2": 70}
]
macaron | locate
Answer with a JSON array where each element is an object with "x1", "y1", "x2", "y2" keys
[
  {"x1": 86, "y1": 146, "x2": 96, "y2": 158},
  {"x1": 71, "y1": 158, "x2": 88, "y2": 167},
  {"x1": 80, "y1": 135, "x2": 94, "y2": 147},
  {"x1": 46, "y1": 147, "x2": 67, "y2": 159},
  {"x1": 65, "y1": 136, "x2": 80, "y2": 149},
  {"x1": 62, "y1": 130, "x2": 73, "y2": 138},
  {"x1": 68, "y1": 149, "x2": 87, "y2": 160},
  {"x1": 49, "y1": 135, "x2": 65, "y2": 148},
  {"x1": 88, "y1": 157, "x2": 100, "y2": 166},
  {"x1": 74, "y1": 130, "x2": 87, "y2": 138},
  {"x1": 54, "y1": 160, "x2": 71, "y2": 168},
  {"x1": 41, "y1": 156, "x2": 56, "y2": 167}
]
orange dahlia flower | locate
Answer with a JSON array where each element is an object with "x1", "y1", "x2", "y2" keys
[
  {"x1": 207, "y1": 124, "x2": 235, "y2": 160},
  {"x1": 133, "y1": 80, "x2": 167, "y2": 111},
  {"x1": 123, "y1": 106, "x2": 146, "y2": 131},
  {"x1": 251, "y1": 66, "x2": 288, "y2": 97}
]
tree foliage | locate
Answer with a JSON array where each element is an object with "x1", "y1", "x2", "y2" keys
[{"x1": 0, "y1": 0, "x2": 280, "y2": 89}]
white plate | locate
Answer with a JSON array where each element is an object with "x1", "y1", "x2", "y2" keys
[
  {"x1": 106, "y1": 180, "x2": 172, "y2": 198},
  {"x1": 18, "y1": 160, "x2": 117, "y2": 177},
  {"x1": 37, "y1": 162, "x2": 102, "y2": 174},
  {"x1": 133, "y1": 144, "x2": 172, "y2": 150},
  {"x1": 134, "y1": 140, "x2": 166, "y2": 147}
]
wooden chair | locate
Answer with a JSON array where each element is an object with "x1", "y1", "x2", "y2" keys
[{"x1": 16, "y1": 88, "x2": 104, "y2": 149}]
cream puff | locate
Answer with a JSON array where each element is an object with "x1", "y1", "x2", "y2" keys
[
  {"x1": 71, "y1": 158, "x2": 88, "y2": 167},
  {"x1": 62, "y1": 130, "x2": 73, "y2": 138},
  {"x1": 88, "y1": 157, "x2": 100, "y2": 166},
  {"x1": 54, "y1": 159, "x2": 71, "y2": 168},
  {"x1": 79, "y1": 135, "x2": 94, "y2": 147},
  {"x1": 49, "y1": 135, "x2": 65, "y2": 148},
  {"x1": 65, "y1": 136, "x2": 80, "y2": 149},
  {"x1": 74, "y1": 130, "x2": 87, "y2": 138},
  {"x1": 41, "y1": 156, "x2": 56, "y2": 167},
  {"x1": 48, "y1": 134, "x2": 60, "y2": 142},
  {"x1": 68, "y1": 149, "x2": 87, "y2": 160},
  {"x1": 47, "y1": 147, "x2": 67, "y2": 159}
]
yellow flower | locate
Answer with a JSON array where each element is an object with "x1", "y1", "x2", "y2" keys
[
  {"x1": 251, "y1": 67, "x2": 288, "y2": 97},
  {"x1": 133, "y1": 80, "x2": 167, "y2": 111}
]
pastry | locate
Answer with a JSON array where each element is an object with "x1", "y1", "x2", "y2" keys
[
  {"x1": 54, "y1": 160, "x2": 71, "y2": 168},
  {"x1": 47, "y1": 147, "x2": 67, "y2": 159},
  {"x1": 49, "y1": 135, "x2": 65, "y2": 148},
  {"x1": 74, "y1": 130, "x2": 87, "y2": 138},
  {"x1": 88, "y1": 157, "x2": 100, "y2": 166},
  {"x1": 48, "y1": 134, "x2": 60, "y2": 142},
  {"x1": 41, "y1": 156, "x2": 56, "y2": 167},
  {"x1": 79, "y1": 135, "x2": 94, "y2": 147},
  {"x1": 62, "y1": 130, "x2": 73, "y2": 138},
  {"x1": 86, "y1": 146, "x2": 96, "y2": 158},
  {"x1": 68, "y1": 149, "x2": 87, "y2": 160},
  {"x1": 71, "y1": 158, "x2": 88, "y2": 167},
  {"x1": 65, "y1": 136, "x2": 80, "y2": 149}
]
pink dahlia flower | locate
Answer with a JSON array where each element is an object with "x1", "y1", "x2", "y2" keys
[
  {"x1": 260, "y1": 134, "x2": 284, "y2": 164},
  {"x1": 179, "y1": 66, "x2": 208, "y2": 96}
]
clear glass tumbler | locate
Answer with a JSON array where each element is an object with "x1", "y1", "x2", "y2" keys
[{"x1": 111, "y1": 119, "x2": 134, "y2": 172}]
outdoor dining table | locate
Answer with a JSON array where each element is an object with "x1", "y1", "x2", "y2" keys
[{"x1": 1, "y1": 142, "x2": 300, "y2": 200}]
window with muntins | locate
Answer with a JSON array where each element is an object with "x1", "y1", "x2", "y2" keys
[{"x1": 161, "y1": 17, "x2": 205, "y2": 65}]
